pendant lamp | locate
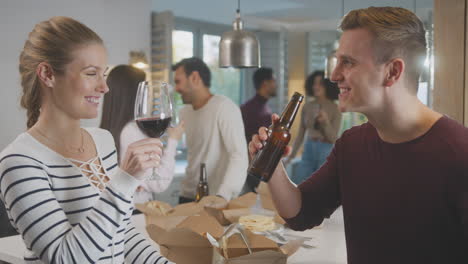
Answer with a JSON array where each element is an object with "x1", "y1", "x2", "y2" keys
[{"x1": 219, "y1": 0, "x2": 260, "y2": 68}]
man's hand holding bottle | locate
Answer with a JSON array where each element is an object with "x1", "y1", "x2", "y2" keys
[
  {"x1": 248, "y1": 114, "x2": 292, "y2": 160},
  {"x1": 247, "y1": 92, "x2": 303, "y2": 182}
]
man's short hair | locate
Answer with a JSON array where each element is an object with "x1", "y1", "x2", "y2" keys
[
  {"x1": 253, "y1": 67, "x2": 274, "y2": 90},
  {"x1": 340, "y1": 7, "x2": 426, "y2": 92},
  {"x1": 172, "y1": 57, "x2": 211, "y2": 88}
]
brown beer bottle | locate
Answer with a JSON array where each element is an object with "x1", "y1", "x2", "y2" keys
[
  {"x1": 195, "y1": 163, "x2": 209, "y2": 202},
  {"x1": 248, "y1": 92, "x2": 304, "y2": 182}
]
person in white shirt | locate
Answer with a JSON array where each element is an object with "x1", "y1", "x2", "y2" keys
[
  {"x1": 100, "y1": 65, "x2": 184, "y2": 205},
  {"x1": 119, "y1": 122, "x2": 183, "y2": 204},
  {"x1": 172, "y1": 57, "x2": 248, "y2": 202},
  {"x1": 0, "y1": 16, "x2": 172, "y2": 263}
]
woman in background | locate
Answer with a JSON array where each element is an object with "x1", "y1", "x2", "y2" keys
[
  {"x1": 100, "y1": 65, "x2": 183, "y2": 204},
  {"x1": 287, "y1": 71, "x2": 342, "y2": 184},
  {"x1": 0, "y1": 16, "x2": 171, "y2": 263}
]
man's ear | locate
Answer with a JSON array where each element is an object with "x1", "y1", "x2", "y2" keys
[
  {"x1": 383, "y1": 58, "x2": 404, "y2": 87},
  {"x1": 36, "y1": 62, "x2": 56, "y2": 88},
  {"x1": 189, "y1": 71, "x2": 201, "y2": 86}
]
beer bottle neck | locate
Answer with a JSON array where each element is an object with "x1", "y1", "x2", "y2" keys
[
  {"x1": 199, "y1": 163, "x2": 207, "y2": 182},
  {"x1": 279, "y1": 93, "x2": 303, "y2": 129}
]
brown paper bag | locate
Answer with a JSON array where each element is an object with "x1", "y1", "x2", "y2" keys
[
  {"x1": 199, "y1": 195, "x2": 228, "y2": 209},
  {"x1": 206, "y1": 191, "x2": 286, "y2": 225},
  {"x1": 227, "y1": 192, "x2": 257, "y2": 209},
  {"x1": 211, "y1": 228, "x2": 303, "y2": 264},
  {"x1": 146, "y1": 213, "x2": 225, "y2": 264},
  {"x1": 225, "y1": 230, "x2": 278, "y2": 258}
]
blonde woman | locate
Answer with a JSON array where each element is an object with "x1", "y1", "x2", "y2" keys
[{"x1": 0, "y1": 17, "x2": 171, "y2": 263}]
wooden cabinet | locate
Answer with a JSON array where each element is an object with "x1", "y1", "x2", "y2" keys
[{"x1": 433, "y1": 0, "x2": 468, "y2": 125}]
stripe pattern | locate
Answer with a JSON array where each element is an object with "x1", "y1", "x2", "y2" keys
[{"x1": 0, "y1": 129, "x2": 172, "y2": 264}]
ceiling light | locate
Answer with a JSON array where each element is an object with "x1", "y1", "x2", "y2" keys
[
  {"x1": 219, "y1": 0, "x2": 260, "y2": 68},
  {"x1": 129, "y1": 51, "x2": 149, "y2": 69}
]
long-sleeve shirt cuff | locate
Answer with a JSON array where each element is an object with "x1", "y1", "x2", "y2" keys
[
  {"x1": 108, "y1": 168, "x2": 142, "y2": 197},
  {"x1": 165, "y1": 138, "x2": 178, "y2": 156}
]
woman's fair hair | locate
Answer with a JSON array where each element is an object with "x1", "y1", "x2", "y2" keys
[
  {"x1": 19, "y1": 16, "x2": 103, "y2": 128},
  {"x1": 340, "y1": 7, "x2": 426, "y2": 92},
  {"x1": 99, "y1": 65, "x2": 146, "y2": 155}
]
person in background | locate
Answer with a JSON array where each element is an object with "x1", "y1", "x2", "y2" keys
[
  {"x1": 241, "y1": 67, "x2": 277, "y2": 143},
  {"x1": 0, "y1": 16, "x2": 171, "y2": 263},
  {"x1": 240, "y1": 67, "x2": 277, "y2": 192},
  {"x1": 286, "y1": 71, "x2": 341, "y2": 184},
  {"x1": 249, "y1": 7, "x2": 468, "y2": 264},
  {"x1": 100, "y1": 65, "x2": 184, "y2": 205},
  {"x1": 173, "y1": 57, "x2": 248, "y2": 203},
  {"x1": 0, "y1": 201, "x2": 17, "y2": 238}
]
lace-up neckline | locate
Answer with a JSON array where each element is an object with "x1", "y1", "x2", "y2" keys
[{"x1": 68, "y1": 156, "x2": 110, "y2": 192}]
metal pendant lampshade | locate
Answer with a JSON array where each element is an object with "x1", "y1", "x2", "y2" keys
[{"x1": 219, "y1": 1, "x2": 260, "y2": 68}]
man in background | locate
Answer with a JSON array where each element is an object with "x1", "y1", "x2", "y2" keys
[
  {"x1": 241, "y1": 67, "x2": 277, "y2": 143},
  {"x1": 240, "y1": 67, "x2": 277, "y2": 192},
  {"x1": 173, "y1": 57, "x2": 248, "y2": 202}
]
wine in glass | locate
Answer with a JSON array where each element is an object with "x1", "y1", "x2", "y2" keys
[{"x1": 134, "y1": 81, "x2": 174, "y2": 180}]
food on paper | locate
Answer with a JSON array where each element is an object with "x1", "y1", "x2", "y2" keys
[
  {"x1": 146, "y1": 201, "x2": 170, "y2": 216},
  {"x1": 199, "y1": 195, "x2": 228, "y2": 209},
  {"x1": 239, "y1": 214, "x2": 276, "y2": 232}
]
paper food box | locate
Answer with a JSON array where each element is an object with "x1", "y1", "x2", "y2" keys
[
  {"x1": 136, "y1": 196, "x2": 229, "y2": 264},
  {"x1": 204, "y1": 190, "x2": 286, "y2": 226},
  {"x1": 209, "y1": 228, "x2": 303, "y2": 264},
  {"x1": 139, "y1": 195, "x2": 303, "y2": 264},
  {"x1": 135, "y1": 195, "x2": 228, "y2": 221},
  {"x1": 146, "y1": 213, "x2": 224, "y2": 264}
]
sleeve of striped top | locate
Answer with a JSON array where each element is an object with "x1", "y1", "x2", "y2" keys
[
  {"x1": 123, "y1": 220, "x2": 173, "y2": 264},
  {"x1": 0, "y1": 154, "x2": 164, "y2": 264}
]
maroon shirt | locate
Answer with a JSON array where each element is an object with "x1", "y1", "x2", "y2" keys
[
  {"x1": 285, "y1": 116, "x2": 468, "y2": 264},
  {"x1": 240, "y1": 94, "x2": 272, "y2": 143}
]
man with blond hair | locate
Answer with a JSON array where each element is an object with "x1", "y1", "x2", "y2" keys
[{"x1": 249, "y1": 7, "x2": 467, "y2": 264}]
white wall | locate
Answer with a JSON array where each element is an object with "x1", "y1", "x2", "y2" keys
[{"x1": 0, "y1": 0, "x2": 151, "y2": 149}]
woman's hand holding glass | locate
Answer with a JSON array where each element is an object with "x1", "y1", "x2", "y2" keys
[
  {"x1": 120, "y1": 138, "x2": 163, "y2": 180},
  {"x1": 134, "y1": 81, "x2": 174, "y2": 180}
]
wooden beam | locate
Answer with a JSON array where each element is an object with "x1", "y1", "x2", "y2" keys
[{"x1": 433, "y1": 0, "x2": 466, "y2": 124}]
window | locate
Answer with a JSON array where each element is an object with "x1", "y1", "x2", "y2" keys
[
  {"x1": 171, "y1": 31, "x2": 241, "y2": 104},
  {"x1": 202, "y1": 34, "x2": 241, "y2": 104},
  {"x1": 171, "y1": 20, "x2": 283, "y2": 109},
  {"x1": 171, "y1": 30, "x2": 194, "y2": 122},
  {"x1": 172, "y1": 30, "x2": 193, "y2": 64}
]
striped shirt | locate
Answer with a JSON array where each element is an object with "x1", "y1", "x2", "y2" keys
[{"x1": 0, "y1": 128, "x2": 172, "y2": 264}]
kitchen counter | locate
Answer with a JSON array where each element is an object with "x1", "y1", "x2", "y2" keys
[{"x1": 0, "y1": 208, "x2": 347, "y2": 263}]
